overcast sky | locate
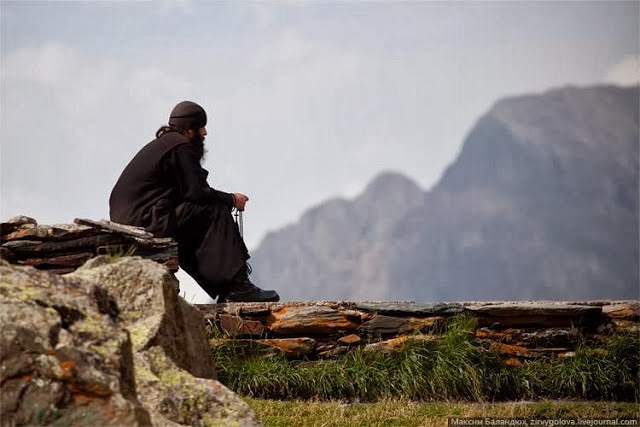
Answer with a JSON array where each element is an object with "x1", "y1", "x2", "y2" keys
[{"x1": 1, "y1": 0, "x2": 638, "y2": 301}]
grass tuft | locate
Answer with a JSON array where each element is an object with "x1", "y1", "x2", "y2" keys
[{"x1": 103, "y1": 244, "x2": 137, "y2": 260}]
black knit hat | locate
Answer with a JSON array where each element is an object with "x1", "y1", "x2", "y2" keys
[{"x1": 168, "y1": 101, "x2": 207, "y2": 131}]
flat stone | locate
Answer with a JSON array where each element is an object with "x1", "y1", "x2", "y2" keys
[
  {"x1": 565, "y1": 300, "x2": 633, "y2": 307},
  {"x1": 409, "y1": 316, "x2": 444, "y2": 332},
  {"x1": 240, "y1": 306, "x2": 275, "y2": 317},
  {"x1": 197, "y1": 302, "x2": 284, "y2": 317},
  {"x1": 602, "y1": 302, "x2": 640, "y2": 320},
  {"x1": 218, "y1": 314, "x2": 265, "y2": 337},
  {"x1": 476, "y1": 328, "x2": 511, "y2": 342},
  {"x1": 261, "y1": 338, "x2": 316, "y2": 357},
  {"x1": 476, "y1": 316, "x2": 602, "y2": 329},
  {"x1": 528, "y1": 347, "x2": 573, "y2": 354},
  {"x1": 211, "y1": 338, "x2": 316, "y2": 358},
  {"x1": 467, "y1": 302, "x2": 602, "y2": 317},
  {"x1": 476, "y1": 315, "x2": 600, "y2": 328},
  {"x1": 364, "y1": 334, "x2": 441, "y2": 352},
  {"x1": 471, "y1": 303, "x2": 604, "y2": 328},
  {"x1": 1, "y1": 240, "x2": 43, "y2": 250},
  {"x1": 265, "y1": 306, "x2": 359, "y2": 335},
  {"x1": 3, "y1": 235, "x2": 122, "y2": 254},
  {"x1": 1, "y1": 216, "x2": 37, "y2": 235},
  {"x1": 353, "y1": 302, "x2": 465, "y2": 316},
  {"x1": 6, "y1": 215, "x2": 37, "y2": 225},
  {"x1": 358, "y1": 315, "x2": 411, "y2": 335},
  {"x1": 131, "y1": 237, "x2": 178, "y2": 250},
  {"x1": 17, "y1": 252, "x2": 94, "y2": 268},
  {"x1": 2, "y1": 224, "x2": 99, "y2": 243},
  {"x1": 315, "y1": 342, "x2": 340, "y2": 358},
  {"x1": 517, "y1": 329, "x2": 580, "y2": 347},
  {"x1": 75, "y1": 218, "x2": 154, "y2": 239},
  {"x1": 489, "y1": 343, "x2": 533, "y2": 358},
  {"x1": 476, "y1": 327, "x2": 579, "y2": 347},
  {"x1": 364, "y1": 336, "x2": 410, "y2": 352},
  {"x1": 2, "y1": 224, "x2": 48, "y2": 241},
  {"x1": 337, "y1": 334, "x2": 362, "y2": 345},
  {"x1": 504, "y1": 358, "x2": 522, "y2": 367},
  {"x1": 558, "y1": 352, "x2": 576, "y2": 358}
]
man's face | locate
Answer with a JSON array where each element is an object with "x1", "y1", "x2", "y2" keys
[
  {"x1": 189, "y1": 127, "x2": 207, "y2": 161},
  {"x1": 188, "y1": 127, "x2": 207, "y2": 143}
]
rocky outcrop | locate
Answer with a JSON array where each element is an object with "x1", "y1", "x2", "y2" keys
[
  {"x1": 0, "y1": 259, "x2": 150, "y2": 426},
  {"x1": 200, "y1": 300, "x2": 639, "y2": 361},
  {"x1": 0, "y1": 257, "x2": 260, "y2": 427},
  {"x1": 1, "y1": 216, "x2": 178, "y2": 274}
]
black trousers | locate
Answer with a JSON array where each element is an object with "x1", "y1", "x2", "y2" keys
[{"x1": 174, "y1": 202, "x2": 249, "y2": 299}]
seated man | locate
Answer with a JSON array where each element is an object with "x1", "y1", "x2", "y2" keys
[{"x1": 109, "y1": 101, "x2": 279, "y2": 303}]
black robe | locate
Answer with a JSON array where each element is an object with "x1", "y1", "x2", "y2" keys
[{"x1": 109, "y1": 132, "x2": 248, "y2": 298}]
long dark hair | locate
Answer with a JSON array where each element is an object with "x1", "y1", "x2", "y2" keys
[
  {"x1": 156, "y1": 125, "x2": 177, "y2": 138},
  {"x1": 155, "y1": 125, "x2": 205, "y2": 161}
]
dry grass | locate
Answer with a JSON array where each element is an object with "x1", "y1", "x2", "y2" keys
[{"x1": 246, "y1": 399, "x2": 640, "y2": 427}]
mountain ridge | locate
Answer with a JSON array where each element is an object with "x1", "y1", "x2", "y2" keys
[{"x1": 252, "y1": 84, "x2": 639, "y2": 302}]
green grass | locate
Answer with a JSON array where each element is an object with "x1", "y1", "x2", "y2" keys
[
  {"x1": 212, "y1": 314, "x2": 639, "y2": 402},
  {"x1": 245, "y1": 399, "x2": 640, "y2": 427},
  {"x1": 102, "y1": 244, "x2": 137, "y2": 259}
]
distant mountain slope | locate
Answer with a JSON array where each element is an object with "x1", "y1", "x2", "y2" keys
[
  {"x1": 251, "y1": 172, "x2": 424, "y2": 300},
  {"x1": 251, "y1": 85, "x2": 639, "y2": 301}
]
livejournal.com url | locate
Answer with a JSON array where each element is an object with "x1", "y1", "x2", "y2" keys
[{"x1": 448, "y1": 418, "x2": 639, "y2": 426}]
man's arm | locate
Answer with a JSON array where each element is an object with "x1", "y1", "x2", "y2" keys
[{"x1": 169, "y1": 144, "x2": 235, "y2": 207}]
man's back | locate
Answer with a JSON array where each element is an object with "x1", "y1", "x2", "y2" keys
[{"x1": 109, "y1": 132, "x2": 190, "y2": 236}]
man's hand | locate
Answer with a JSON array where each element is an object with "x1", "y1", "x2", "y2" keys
[{"x1": 232, "y1": 193, "x2": 249, "y2": 211}]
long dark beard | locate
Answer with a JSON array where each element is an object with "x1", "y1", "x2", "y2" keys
[{"x1": 191, "y1": 131, "x2": 206, "y2": 163}]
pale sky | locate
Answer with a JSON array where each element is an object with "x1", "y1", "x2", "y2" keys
[{"x1": 1, "y1": 1, "x2": 638, "y2": 302}]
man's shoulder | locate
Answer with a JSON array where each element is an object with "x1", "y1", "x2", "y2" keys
[
  {"x1": 133, "y1": 132, "x2": 191, "y2": 160},
  {"x1": 156, "y1": 132, "x2": 191, "y2": 150},
  {"x1": 143, "y1": 132, "x2": 191, "y2": 153}
]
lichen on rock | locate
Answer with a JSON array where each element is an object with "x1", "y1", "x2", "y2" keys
[
  {"x1": 1, "y1": 257, "x2": 261, "y2": 426},
  {"x1": 0, "y1": 260, "x2": 149, "y2": 426}
]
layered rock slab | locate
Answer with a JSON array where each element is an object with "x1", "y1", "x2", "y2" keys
[
  {"x1": 1, "y1": 216, "x2": 178, "y2": 274},
  {"x1": 200, "y1": 300, "x2": 638, "y2": 362}
]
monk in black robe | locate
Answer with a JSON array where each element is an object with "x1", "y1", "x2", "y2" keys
[{"x1": 109, "y1": 101, "x2": 279, "y2": 303}]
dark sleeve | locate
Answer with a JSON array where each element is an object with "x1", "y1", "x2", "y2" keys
[{"x1": 166, "y1": 144, "x2": 234, "y2": 207}]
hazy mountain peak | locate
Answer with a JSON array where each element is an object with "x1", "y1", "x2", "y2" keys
[
  {"x1": 488, "y1": 84, "x2": 639, "y2": 150},
  {"x1": 253, "y1": 84, "x2": 638, "y2": 302},
  {"x1": 356, "y1": 171, "x2": 424, "y2": 208},
  {"x1": 360, "y1": 171, "x2": 422, "y2": 196}
]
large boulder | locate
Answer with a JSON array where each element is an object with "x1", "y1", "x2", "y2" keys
[
  {"x1": 72, "y1": 256, "x2": 216, "y2": 380},
  {"x1": 0, "y1": 260, "x2": 150, "y2": 426},
  {"x1": 1, "y1": 256, "x2": 260, "y2": 426}
]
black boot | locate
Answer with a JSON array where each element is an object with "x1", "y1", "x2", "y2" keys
[{"x1": 217, "y1": 264, "x2": 280, "y2": 303}]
